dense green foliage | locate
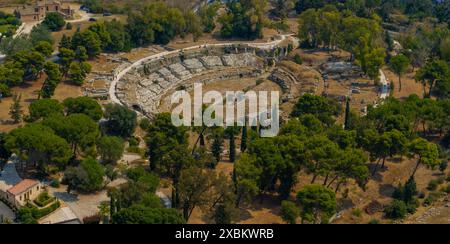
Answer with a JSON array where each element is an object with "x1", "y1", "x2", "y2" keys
[
  {"x1": 126, "y1": 3, "x2": 188, "y2": 45},
  {"x1": 104, "y1": 103, "x2": 137, "y2": 138},
  {"x1": 62, "y1": 157, "x2": 105, "y2": 193},
  {"x1": 109, "y1": 166, "x2": 186, "y2": 224},
  {"x1": 28, "y1": 99, "x2": 64, "y2": 121},
  {"x1": 42, "y1": 12, "x2": 66, "y2": 32},
  {"x1": 0, "y1": 11, "x2": 21, "y2": 37},
  {"x1": 5, "y1": 124, "x2": 72, "y2": 174},
  {"x1": 97, "y1": 136, "x2": 124, "y2": 164},
  {"x1": 18, "y1": 201, "x2": 61, "y2": 224},
  {"x1": 63, "y1": 96, "x2": 103, "y2": 121},
  {"x1": 219, "y1": 0, "x2": 267, "y2": 39},
  {"x1": 280, "y1": 200, "x2": 300, "y2": 224},
  {"x1": 297, "y1": 184, "x2": 337, "y2": 224}
]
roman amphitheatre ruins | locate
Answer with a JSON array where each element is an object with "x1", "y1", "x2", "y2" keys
[{"x1": 105, "y1": 35, "x2": 383, "y2": 120}]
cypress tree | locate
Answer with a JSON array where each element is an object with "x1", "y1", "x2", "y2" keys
[
  {"x1": 241, "y1": 126, "x2": 248, "y2": 152},
  {"x1": 212, "y1": 135, "x2": 223, "y2": 162},
  {"x1": 344, "y1": 96, "x2": 350, "y2": 130},
  {"x1": 229, "y1": 133, "x2": 236, "y2": 162},
  {"x1": 110, "y1": 195, "x2": 116, "y2": 218}
]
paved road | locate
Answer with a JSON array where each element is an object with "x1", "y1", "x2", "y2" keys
[
  {"x1": 11, "y1": 10, "x2": 91, "y2": 39},
  {"x1": 66, "y1": 10, "x2": 93, "y2": 24},
  {"x1": 108, "y1": 34, "x2": 294, "y2": 105},
  {"x1": 379, "y1": 69, "x2": 389, "y2": 100},
  {"x1": 47, "y1": 178, "x2": 127, "y2": 220},
  {"x1": 0, "y1": 201, "x2": 15, "y2": 222}
]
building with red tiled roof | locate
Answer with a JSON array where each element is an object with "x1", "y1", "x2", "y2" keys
[
  {"x1": 0, "y1": 158, "x2": 44, "y2": 208},
  {"x1": 5, "y1": 179, "x2": 43, "y2": 207}
]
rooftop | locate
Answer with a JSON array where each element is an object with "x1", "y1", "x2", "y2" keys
[
  {"x1": 7, "y1": 179, "x2": 40, "y2": 196},
  {"x1": 0, "y1": 160, "x2": 22, "y2": 193},
  {"x1": 39, "y1": 207, "x2": 81, "y2": 224}
]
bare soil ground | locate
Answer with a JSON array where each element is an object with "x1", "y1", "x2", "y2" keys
[
  {"x1": 186, "y1": 154, "x2": 449, "y2": 224},
  {"x1": 383, "y1": 68, "x2": 424, "y2": 99},
  {"x1": 0, "y1": 78, "x2": 81, "y2": 132},
  {"x1": 118, "y1": 46, "x2": 165, "y2": 62},
  {"x1": 170, "y1": 48, "x2": 447, "y2": 225},
  {"x1": 288, "y1": 49, "x2": 380, "y2": 118}
]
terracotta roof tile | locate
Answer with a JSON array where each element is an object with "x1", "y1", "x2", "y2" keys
[{"x1": 7, "y1": 179, "x2": 39, "y2": 196}]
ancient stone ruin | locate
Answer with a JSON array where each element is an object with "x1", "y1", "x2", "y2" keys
[{"x1": 114, "y1": 44, "x2": 304, "y2": 118}]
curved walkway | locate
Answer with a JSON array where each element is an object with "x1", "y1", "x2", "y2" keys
[
  {"x1": 108, "y1": 35, "x2": 294, "y2": 105},
  {"x1": 379, "y1": 69, "x2": 389, "y2": 100}
]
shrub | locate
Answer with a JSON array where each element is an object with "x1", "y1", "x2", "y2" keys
[
  {"x1": 0, "y1": 83, "x2": 11, "y2": 97},
  {"x1": 35, "y1": 201, "x2": 60, "y2": 219},
  {"x1": 368, "y1": 218, "x2": 380, "y2": 224},
  {"x1": 50, "y1": 179, "x2": 60, "y2": 188},
  {"x1": 427, "y1": 179, "x2": 441, "y2": 191},
  {"x1": 140, "y1": 118, "x2": 151, "y2": 130},
  {"x1": 423, "y1": 192, "x2": 445, "y2": 206},
  {"x1": 352, "y1": 208, "x2": 362, "y2": 217},
  {"x1": 384, "y1": 200, "x2": 407, "y2": 219},
  {"x1": 447, "y1": 173, "x2": 450, "y2": 182},
  {"x1": 280, "y1": 201, "x2": 299, "y2": 224},
  {"x1": 443, "y1": 185, "x2": 450, "y2": 194},
  {"x1": 129, "y1": 137, "x2": 139, "y2": 147},
  {"x1": 19, "y1": 201, "x2": 61, "y2": 222},
  {"x1": 34, "y1": 191, "x2": 55, "y2": 207},
  {"x1": 66, "y1": 22, "x2": 72, "y2": 30},
  {"x1": 127, "y1": 146, "x2": 143, "y2": 154},
  {"x1": 294, "y1": 54, "x2": 303, "y2": 65},
  {"x1": 406, "y1": 199, "x2": 419, "y2": 214},
  {"x1": 256, "y1": 79, "x2": 264, "y2": 86},
  {"x1": 18, "y1": 208, "x2": 38, "y2": 224}
]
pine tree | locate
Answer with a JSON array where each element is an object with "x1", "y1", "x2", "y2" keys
[
  {"x1": 9, "y1": 94, "x2": 22, "y2": 123},
  {"x1": 59, "y1": 34, "x2": 72, "y2": 50},
  {"x1": 40, "y1": 62, "x2": 62, "y2": 99},
  {"x1": 344, "y1": 96, "x2": 351, "y2": 130}
]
